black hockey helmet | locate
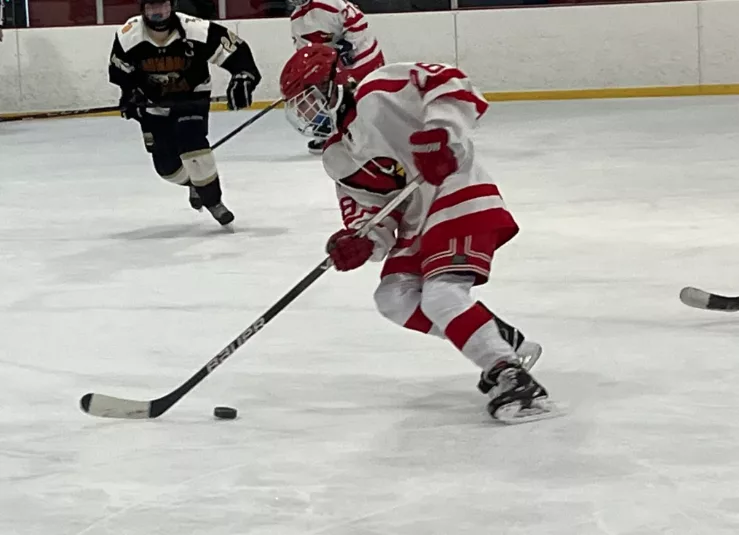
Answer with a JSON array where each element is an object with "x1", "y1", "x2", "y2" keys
[{"x1": 140, "y1": 0, "x2": 177, "y2": 32}]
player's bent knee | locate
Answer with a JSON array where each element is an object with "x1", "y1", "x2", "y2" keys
[
  {"x1": 419, "y1": 273, "x2": 475, "y2": 324},
  {"x1": 152, "y1": 153, "x2": 190, "y2": 185},
  {"x1": 181, "y1": 149, "x2": 218, "y2": 186},
  {"x1": 157, "y1": 165, "x2": 190, "y2": 185},
  {"x1": 374, "y1": 274, "x2": 422, "y2": 323},
  {"x1": 373, "y1": 282, "x2": 400, "y2": 321}
]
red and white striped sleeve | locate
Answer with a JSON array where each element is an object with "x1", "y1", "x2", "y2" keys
[
  {"x1": 290, "y1": 1, "x2": 341, "y2": 48},
  {"x1": 410, "y1": 63, "x2": 489, "y2": 166},
  {"x1": 337, "y1": 1, "x2": 381, "y2": 70},
  {"x1": 339, "y1": 2, "x2": 369, "y2": 48},
  {"x1": 411, "y1": 63, "x2": 488, "y2": 120}
]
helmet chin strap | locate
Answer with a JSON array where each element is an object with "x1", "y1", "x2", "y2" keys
[
  {"x1": 141, "y1": 1, "x2": 176, "y2": 32},
  {"x1": 144, "y1": 16, "x2": 175, "y2": 32}
]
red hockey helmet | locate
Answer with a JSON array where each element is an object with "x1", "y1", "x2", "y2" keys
[
  {"x1": 280, "y1": 45, "x2": 340, "y2": 138},
  {"x1": 280, "y1": 44, "x2": 338, "y2": 99}
]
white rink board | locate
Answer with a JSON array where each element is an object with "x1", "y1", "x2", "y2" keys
[
  {"x1": 0, "y1": 31, "x2": 22, "y2": 112},
  {"x1": 456, "y1": 2, "x2": 700, "y2": 91},
  {"x1": 370, "y1": 11, "x2": 457, "y2": 66},
  {"x1": 16, "y1": 26, "x2": 120, "y2": 112},
  {"x1": 235, "y1": 18, "x2": 295, "y2": 102},
  {"x1": 2, "y1": 0, "x2": 739, "y2": 113},
  {"x1": 698, "y1": 0, "x2": 739, "y2": 85}
]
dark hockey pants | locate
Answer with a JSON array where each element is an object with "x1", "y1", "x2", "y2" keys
[{"x1": 139, "y1": 102, "x2": 223, "y2": 207}]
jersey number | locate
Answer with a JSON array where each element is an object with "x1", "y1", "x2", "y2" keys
[
  {"x1": 410, "y1": 63, "x2": 446, "y2": 92},
  {"x1": 341, "y1": 2, "x2": 361, "y2": 22}
]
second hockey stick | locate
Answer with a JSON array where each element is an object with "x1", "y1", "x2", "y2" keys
[
  {"x1": 212, "y1": 98, "x2": 284, "y2": 150},
  {"x1": 80, "y1": 177, "x2": 422, "y2": 419},
  {"x1": 0, "y1": 95, "x2": 230, "y2": 123},
  {"x1": 679, "y1": 286, "x2": 739, "y2": 312}
]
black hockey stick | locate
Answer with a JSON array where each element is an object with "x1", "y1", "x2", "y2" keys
[
  {"x1": 679, "y1": 287, "x2": 739, "y2": 312},
  {"x1": 211, "y1": 98, "x2": 283, "y2": 150},
  {"x1": 0, "y1": 105, "x2": 122, "y2": 122},
  {"x1": 0, "y1": 95, "x2": 256, "y2": 123},
  {"x1": 80, "y1": 177, "x2": 422, "y2": 419}
]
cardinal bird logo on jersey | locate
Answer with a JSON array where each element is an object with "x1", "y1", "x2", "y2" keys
[{"x1": 340, "y1": 158, "x2": 406, "y2": 194}]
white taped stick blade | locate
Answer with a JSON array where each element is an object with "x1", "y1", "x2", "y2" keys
[
  {"x1": 680, "y1": 286, "x2": 739, "y2": 312},
  {"x1": 679, "y1": 287, "x2": 711, "y2": 309},
  {"x1": 80, "y1": 393, "x2": 151, "y2": 419}
]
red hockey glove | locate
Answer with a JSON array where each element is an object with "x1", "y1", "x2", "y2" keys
[
  {"x1": 326, "y1": 229, "x2": 375, "y2": 271},
  {"x1": 409, "y1": 128, "x2": 458, "y2": 186}
]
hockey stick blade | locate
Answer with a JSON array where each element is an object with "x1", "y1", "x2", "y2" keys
[
  {"x1": 679, "y1": 286, "x2": 739, "y2": 312},
  {"x1": 80, "y1": 178, "x2": 422, "y2": 419},
  {"x1": 79, "y1": 258, "x2": 332, "y2": 419},
  {"x1": 80, "y1": 393, "x2": 150, "y2": 419}
]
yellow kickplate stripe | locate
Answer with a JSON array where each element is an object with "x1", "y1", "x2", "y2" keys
[
  {"x1": 4, "y1": 84, "x2": 739, "y2": 121},
  {"x1": 482, "y1": 84, "x2": 739, "y2": 101}
]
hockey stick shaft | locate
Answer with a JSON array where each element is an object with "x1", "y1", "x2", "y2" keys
[
  {"x1": 0, "y1": 95, "x2": 241, "y2": 123},
  {"x1": 211, "y1": 98, "x2": 283, "y2": 150},
  {"x1": 0, "y1": 105, "x2": 121, "y2": 122},
  {"x1": 81, "y1": 177, "x2": 422, "y2": 418}
]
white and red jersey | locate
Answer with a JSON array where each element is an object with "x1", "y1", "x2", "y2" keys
[
  {"x1": 322, "y1": 62, "x2": 518, "y2": 283},
  {"x1": 290, "y1": 0, "x2": 384, "y2": 81}
]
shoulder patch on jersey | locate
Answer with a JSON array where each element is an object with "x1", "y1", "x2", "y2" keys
[
  {"x1": 177, "y1": 13, "x2": 210, "y2": 43},
  {"x1": 116, "y1": 16, "x2": 146, "y2": 52}
]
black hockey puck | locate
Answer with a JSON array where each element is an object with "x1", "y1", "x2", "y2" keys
[{"x1": 213, "y1": 406, "x2": 238, "y2": 420}]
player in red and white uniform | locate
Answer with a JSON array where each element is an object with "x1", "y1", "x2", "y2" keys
[
  {"x1": 279, "y1": 44, "x2": 555, "y2": 423},
  {"x1": 288, "y1": 0, "x2": 385, "y2": 154}
]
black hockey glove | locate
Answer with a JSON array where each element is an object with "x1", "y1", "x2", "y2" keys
[
  {"x1": 119, "y1": 88, "x2": 149, "y2": 121},
  {"x1": 226, "y1": 72, "x2": 256, "y2": 110}
]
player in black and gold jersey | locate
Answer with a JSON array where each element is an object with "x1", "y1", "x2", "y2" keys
[{"x1": 109, "y1": 0, "x2": 261, "y2": 226}]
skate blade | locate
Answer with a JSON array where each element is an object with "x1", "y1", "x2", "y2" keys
[{"x1": 492, "y1": 399, "x2": 563, "y2": 425}]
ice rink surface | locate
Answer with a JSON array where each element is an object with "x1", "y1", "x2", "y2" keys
[{"x1": 1, "y1": 96, "x2": 739, "y2": 535}]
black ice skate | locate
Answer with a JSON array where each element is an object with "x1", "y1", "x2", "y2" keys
[
  {"x1": 478, "y1": 361, "x2": 558, "y2": 424},
  {"x1": 188, "y1": 185, "x2": 203, "y2": 211},
  {"x1": 206, "y1": 203, "x2": 235, "y2": 226},
  {"x1": 307, "y1": 138, "x2": 326, "y2": 155}
]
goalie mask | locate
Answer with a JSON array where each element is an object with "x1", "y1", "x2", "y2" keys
[
  {"x1": 279, "y1": 44, "x2": 341, "y2": 139},
  {"x1": 140, "y1": 0, "x2": 176, "y2": 32}
]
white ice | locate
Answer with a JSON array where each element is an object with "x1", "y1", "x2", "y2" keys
[{"x1": 1, "y1": 96, "x2": 739, "y2": 535}]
